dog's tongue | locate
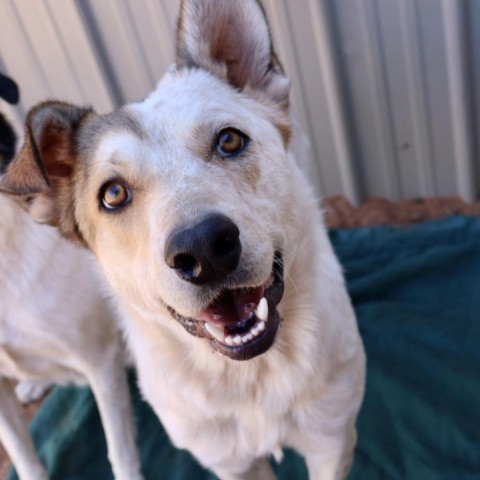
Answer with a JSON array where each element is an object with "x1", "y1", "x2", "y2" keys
[{"x1": 197, "y1": 286, "x2": 264, "y2": 327}]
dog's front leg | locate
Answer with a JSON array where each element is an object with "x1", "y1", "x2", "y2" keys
[
  {"x1": 304, "y1": 424, "x2": 357, "y2": 480},
  {"x1": 214, "y1": 457, "x2": 276, "y2": 480},
  {"x1": 0, "y1": 377, "x2": 48, "y2": 480},
  {"x1": 84, "y1": 351, "x2": 143, "y2": 480}
]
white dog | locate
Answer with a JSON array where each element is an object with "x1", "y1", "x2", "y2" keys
[
  {"x1": 1, "y1": 0, "x2": 366, "y2": 478},
  {"x1": 0, "y1": 160, "x2": 142, "y2": 478}
]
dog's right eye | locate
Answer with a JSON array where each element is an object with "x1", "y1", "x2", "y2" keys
[
  {"x1": 100, "y1": 181, "x2": 131, "y2": 211},
  {"x1": 215, "y1": 128, "x2": 248, "y2": 158}
]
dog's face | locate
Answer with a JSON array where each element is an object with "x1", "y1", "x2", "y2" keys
[{"x1": 0, "y1": 0, "x2": 301, "y2": 361}]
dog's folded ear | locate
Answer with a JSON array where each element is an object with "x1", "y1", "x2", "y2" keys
[
  {"x1": 0, "y1": 101, "x2": 93, "y2": 244},
  {"x1": 176, "y1": 0, "x2": 290, "y2": 108}
]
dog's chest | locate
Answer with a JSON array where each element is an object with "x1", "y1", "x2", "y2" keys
[
  {"x1": 133, "y1": 337, "x2": 295, "y2": 460},
  {"x1": 149, "y1": 378, "x2": 289, "y2": 463}
]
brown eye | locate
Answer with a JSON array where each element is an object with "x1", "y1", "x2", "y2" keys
[
  {"x1": 216, "y1": 128, "x2": 248, "y2": 158},
  {"x1": 101, "y1": 181, "x2": 131, "y2": 210}
]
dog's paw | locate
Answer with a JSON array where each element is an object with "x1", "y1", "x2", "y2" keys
[{"x1": 15, "y1": 380, "x2": 52, "y2": 404}]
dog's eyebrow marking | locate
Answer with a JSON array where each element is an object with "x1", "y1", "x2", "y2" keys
[
  {"x1": 79, "y1": 109, "x2": 147, "y2": 165},
  {"x1": 108, "y1": 156, "x2": 125, "y2": 167},
  {"x1": 106, "y1": 108, "x2": 147, "y2": 141}
]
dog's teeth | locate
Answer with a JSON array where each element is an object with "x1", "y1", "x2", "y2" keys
[
  {"x1": 255, "y1": 297, "x2": 268, "y2": 322},
  {"x1": 234, "y1": 335, "x2": 242, "y2": 345},
  {"x1": 205, "y1": 323, "x2": 225, "y2": 342},
  {"x1": 242, "y1": 333, "x2": 254, "y2": 343},
  {"x1": 225, "y1": 335, "x2": 234, "y2": 346},
  {"x1": 257, "y1": 321, "x2": 266, "y2": 332}
]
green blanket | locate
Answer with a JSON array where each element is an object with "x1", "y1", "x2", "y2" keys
[{"x1": 9, "y1": 216, "x2": 480, "y2": 479}]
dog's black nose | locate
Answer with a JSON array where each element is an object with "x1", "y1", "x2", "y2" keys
[{"x1": 165, "y1": 214, "x2": 241, "y2": 284}]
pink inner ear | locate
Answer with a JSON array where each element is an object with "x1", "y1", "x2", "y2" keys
[
  {"x1": 39, "y1": 127, "x2": 74, "y2": 179},
  {"x1": 178, "y1": 0, "x2": 273, "y2": 91},
  {"x1": 208, "y1": 20, "x2": 262, "y2": 90}
]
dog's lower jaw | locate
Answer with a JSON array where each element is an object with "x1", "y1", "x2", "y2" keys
[
  {"x1": 211, "y1": 302, "x2": 281, "y2": 361},
  {"x1": 168, "y1": 253, "x2": 285, "y2": 361},
  {"x1": 170, "y1": 301, "x2": 282, "y2": 361}
]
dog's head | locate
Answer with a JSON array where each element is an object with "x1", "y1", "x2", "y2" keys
[{"x1": 0, "y1": 0, "x2": 305, "y2": 361}]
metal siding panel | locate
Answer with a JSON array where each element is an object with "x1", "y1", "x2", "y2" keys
[
  {"x1": 45, "y1": 0, "x2": 115, "y2": 112},
  {"x1": 398, "y1": 0, "x2": 436, "y2": 197},
  {"x1": 332, "y1": 0, "x2": 402, "y2": 199},
  {"x1": 0, "y1": 2, "x2": 47, "y2": 122},
  {"x1": 467, "y1": 0, "x2": 480, "y2": 196},
  {"x1": 262, "y1": 0, "x2": 325, "y2": 198},
  {"x1": 282, "y1": 0, "x2": 339, "y2": 196},
  {"x1": 0, "y1": 1, "x2": 54, "y2": 105},
  {"x1": 82, "y1": 0, "x2": 153, "y2": 103},
  {"x1": 12, "y1": 1, "x2": 84, "y2": 101},
  {"x1": 416, "y1": 0, "x2": 457, "y2": 196},
  {"x1": 125, "y1": 0, "x2": 175, "y2": 84},
  {"x1": 1, "y1": 0, "x2": 478, "y2": 202},
  {"x1": 277, "y1": 0, "x2": 360, "y2": 200},
  {"x1": 375, "y1": 0, "x2": 425, "y2": 198},
  {"x1": 441, "y1": 0, "x2": 475, "y2": 201},
  {"x1": 309, "y1": 0, "x2": 359, "y2": 203}
]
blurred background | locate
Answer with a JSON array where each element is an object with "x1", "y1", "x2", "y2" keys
[{"x1": 0, "y1": 0, "x2": 479, "y2": 203}]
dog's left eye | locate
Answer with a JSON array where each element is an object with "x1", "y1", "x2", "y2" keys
[
  {"x1": 100, "y1": 181, "x2": 131, "y2": 211},
  {"x1": 216, "y1": 128, "x2": 248, "y2": 158}
]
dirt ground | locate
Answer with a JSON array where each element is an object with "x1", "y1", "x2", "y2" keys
[
  {"x1": 2, "y1": 195, "x2": 480, "y2": 478},
  {"x1": 322, "y1": 196, "x2": 480, "y2": 229}
]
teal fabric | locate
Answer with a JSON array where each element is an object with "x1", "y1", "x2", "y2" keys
[{"x1": 9, "y1": 216, "x2": 480, "y2": 479}]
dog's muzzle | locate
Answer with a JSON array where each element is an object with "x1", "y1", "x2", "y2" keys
[{"x1": 165, "y1": 214, "x2": 284, "y2": 360}]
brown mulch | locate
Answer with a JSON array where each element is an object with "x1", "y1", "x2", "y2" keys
[
  {"x1": 1, "y1": 195, "x2": 479, "y2": 478},
  {"x1": 322, "y1": 196, "x2": 480, "y2": 229}
]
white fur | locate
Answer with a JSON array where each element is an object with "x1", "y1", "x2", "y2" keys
[
  {"x1": 73, "y1": 69, "x2": 365, "y2": 479},
  {"x1": 0, "y1": 195, "x2": 142, "y2": 480},
  {"x1": 1, "y1": 1, "x2": 366, "y2": 478}
]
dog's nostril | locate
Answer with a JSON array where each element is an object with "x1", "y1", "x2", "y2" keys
[
  {"x1": 172, "y1": 253, "x2": 199, "y2": 278},
  {"x1": 213, "y1": 234, "x2": 236, "y2": 257}
]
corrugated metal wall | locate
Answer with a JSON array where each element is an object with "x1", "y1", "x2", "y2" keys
[{"x1": 1, "y1": 0, "x2": 479, "y2": 203}]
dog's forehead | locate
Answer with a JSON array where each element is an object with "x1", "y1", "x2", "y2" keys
[
  {"x1": 87, "y1": 68, "x2": 278, "y2": 179},
  {"x1": 129, "y1": 69, "x2": 255, "y2": 138}
]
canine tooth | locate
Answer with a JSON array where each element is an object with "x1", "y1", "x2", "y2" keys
[
  {"x1": 205, "y1": 323, "x2": 225, "y2": 342},
  {"x1": 257, "y1": 321, "x2": 266, "y2": 332},
  {"x1": 234, "y1": 335, "x2": 242, "y2": 345},
  {"x1": 251, "y1": 326, "x2": 259, "y2": 337},
  {"x1": 225, "y1": 335, "x2": 234, "y2": 346},
  {"x1": 246, "y1": 333, "x2": 253, "y2": 342},
  {"x1": 255, "y1": 297, "x2": 268, "y2": 322}
]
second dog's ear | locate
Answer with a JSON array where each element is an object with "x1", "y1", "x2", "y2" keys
[
  {"x1": 176, "y1": 0, "x2": 290, "y2": 108},
  {"x1": 0, "y1": 101, "x2": 93, "y2": 244}
]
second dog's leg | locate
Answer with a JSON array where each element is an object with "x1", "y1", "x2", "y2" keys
[
  {"x1": 85, "y1": 350, "x2": 143, "y2": 480},
  {"x1": 215, "y1": 458, "x2": 276, "y2": 480},
  {"x1": 0, "y1": 377, "x2": 48, "y2": 480}
]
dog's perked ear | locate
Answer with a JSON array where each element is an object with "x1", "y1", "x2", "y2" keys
[
  {"x1": 176, "y1": 0, "x2": 290, "y2": 109},
  {"x1": 0, "y1": 101, "x2": 93, "y2": 245}
]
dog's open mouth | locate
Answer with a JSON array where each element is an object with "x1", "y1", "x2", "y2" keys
[{"x1": 169, "y1": 253, "x2": 284, "y2": 360}]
